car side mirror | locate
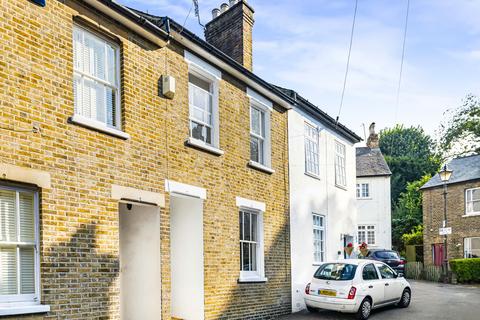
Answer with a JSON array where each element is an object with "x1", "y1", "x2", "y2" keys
[{"x1": 397, "y1": 272, "x2": 404, "y2": 278}]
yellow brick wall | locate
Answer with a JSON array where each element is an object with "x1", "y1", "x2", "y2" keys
[{"x1": 0, "y1": 0, "x2": 290, "y2": 319}]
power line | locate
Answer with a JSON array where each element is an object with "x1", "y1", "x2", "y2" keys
[
  {"x1": 394, "y1": 0, "x2": 411, "y2": 124},
  {"x1": 336, "y1": 0, "x2": 359, "y2": 126}
]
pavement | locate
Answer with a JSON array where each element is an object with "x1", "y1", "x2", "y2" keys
[{"x1": 278, "y1": 280, "x2": 480, "y2": 320}]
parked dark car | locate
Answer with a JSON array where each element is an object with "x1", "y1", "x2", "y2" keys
[{"x1": 366, "y1": 249, "x2": 406, "y2": 273}]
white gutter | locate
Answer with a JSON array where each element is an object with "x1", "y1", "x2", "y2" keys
[
  {"x1": 84, "y1": 1, "x2": 292, "y2": 109},
  {"x1": 83, "y1": 0, "x2": 168, "y2": 48}
]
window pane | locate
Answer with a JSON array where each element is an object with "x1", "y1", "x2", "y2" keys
[
  {"x1": 106, "y1": 86, "x2": 116, "y2": 127},
  {"x1": 242, "y1": 242, "x2": 250, "y2": 271},
  {"x1": 95, "y1": 82, "x2": 107, "y2": 124},
  {"x1": 0, "y1": 189, "x2": 16, "y2": 242},
  {"x1": 192, "y1": 86, "x2": 209, "y2": 111},
  {"x1": 239, "y1": 212, "x2": 244, "y2": 241},
  {"x1": 191, "y1": 121, "x2": 212, "y2": 144},
  {"x1": 250, "y1": 244, "x2": 257, "y2": 271},
  {"x1": 251, "y1": 108, "x2": 261, "y2": 136},
  {"x1": 473, "y1": 201, "x2": 480, "y2": 213},
  {"x1": 189, "y1": 74, "x2": 211, "y2": 92},
  {"x1": 250, "y1": 136, "x2": 260, "y2": 163},
  {"x1": 0, "y1": 247, "x2": 17, "y2": 295},
  {"x1": 244, "y1": 213, "x2": 251, "y2": 241},
  {"x1": 251, "y1": 214, "x2": 257, "y2": 242},
  {"x1": 471, "y1": 189, "x2": 480, "y2": 201},
  {"x1": 107, "y1": 44, "x2": 116, "y2": 83},
  {"x1": 19, "y1": 192, "x2": 35, "y2": 243},
  {"x1": 20, "y1": 247, "x2": 35, "y2": 294}
]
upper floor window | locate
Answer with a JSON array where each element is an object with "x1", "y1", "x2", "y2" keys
[
  {"x1": 335, "y1": 141, "x2": 347, "y2": 187},
  {"x1": 305, "y1": 123, "x2": 320, "y2": 176},
  {"x1": 466, "y1": 188, "x2": 480, "y2": 215},
  {"x1": 312, "y1": 214, "x2": 325, "y2": 263},
  {"x1": 356, "y1": 183, "x2": 370, "y2": 198},
  {"x1": 0, "y1": 185, "x2": 40, "y2": 306},
  {"x1": 358, "y1": 225, "x2": 376, "y2": 245},
  {"x1": 189, "y1": 73, "x2": 215, "y2": 146},
  {"x1": 73, "y1": 25, "x2": 121, "y2": 130}
]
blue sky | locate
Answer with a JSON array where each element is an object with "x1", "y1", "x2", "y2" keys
[{"x1": 117, "y1": 0, "x2": 480, "y2": 140}]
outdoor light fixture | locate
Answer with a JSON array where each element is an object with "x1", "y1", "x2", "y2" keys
[
  {"x1": 439, "y1": 164, "x2": 453, "y2": 182},
  {"x1": 439, "y1": 163, "x2": 453, "y2": 283}
]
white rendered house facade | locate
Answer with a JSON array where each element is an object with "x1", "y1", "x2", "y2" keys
[
  {"x1": 355, "y1": 131, "x2": 392, "y2": 250},
  {"x1": 281, "y1": 88, "x2": 361, "y2": 312}
]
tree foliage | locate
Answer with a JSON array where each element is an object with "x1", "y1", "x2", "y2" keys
[
  {"x1": 380, "y1": 125, "x2": 441, "y2": 205},
  {"x1": 438, "y1": 94, "x2": 480, "y2": 158},
  {"x1": 401, "y1": 225, "x2": 423, "y2": 246},
  {"x1": 392, "y1": 175, "x2": 431, "y2": 251}
]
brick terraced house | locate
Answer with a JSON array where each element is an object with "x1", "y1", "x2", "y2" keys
[
  {"x1": 421, "y1": 154, "x2": 480, "y2": 266},
  {"x1": 0, "y1": 0, "x2": 296, "y2": 319}
]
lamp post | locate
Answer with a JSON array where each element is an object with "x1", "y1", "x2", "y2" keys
[{"x1": 439, "y1": 164, "x2": 453, "y2": 283}]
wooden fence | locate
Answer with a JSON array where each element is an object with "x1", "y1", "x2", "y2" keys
[{"x1": 405, "y1": 262, "x2": 442, "y2": 282}]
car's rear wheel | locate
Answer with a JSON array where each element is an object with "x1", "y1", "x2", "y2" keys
[
  {"x1": 356, "y1": 298, "x2": 372, "y2": 320},
  {"x1": 397, "y1": 288, "x2": 411, "y2": 308},
  {"x1": 306, "y1": 305, "x2": 317, "y2": 313}
]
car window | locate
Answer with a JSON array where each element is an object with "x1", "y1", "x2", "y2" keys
[
  {"x1": 376, "y1": 264, "x2": 396, "y2": 279},
  {"x1": 374, "y1": 251, "x2": 399, "y2": 259},
  {"x1": 362, "y1": 263, "x2": 379, "y2": 280},
  {"x1": 314, "y1": 263, "x2": 358, "y2": 281}
]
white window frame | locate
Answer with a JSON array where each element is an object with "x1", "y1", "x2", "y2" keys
[
  {"x1": 334, "y1": 141, "x2": 347, "y2": 188},
  {"x1": 358, "y1": 225, "x2": 376, "y2": 246},
  {"x1": 356, "y1": 183, "x2": 370, "y2": 199},
  {"x1": 312, "y1": 213, "x2": 326, "y2": 264},
  {"x1": 304, "y1": 122, "x2": 320, "y2": 177},
  {"x1": 185, "y1": 51, "x2": 221, "y2": 153},
  {"x1": 249, "y1": 98, "x2": 272, "y2": 170},
  {"x1": 236, "y1": 197, "x2": 266, "y2": 282},
  {"x1": 464, "y1": 237, "x2": 480, "y2": 258},
  {"x1": 71, "y1": 24, "x2": 127, "y2": 139},
  {"x1": 465, "y1": 187, "x2": 480, "y2": 216},
  {"x1": 0, "y1": 185, "x2": 43, "y2": 310}
]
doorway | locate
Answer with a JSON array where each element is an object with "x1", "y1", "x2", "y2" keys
[
  {"x1": 119, "y1": 202, "x2": 162, "y2": 320},
  {"x1": 432, "y1": 243, "x2": 444, "y2": 266},
  {"x1": 170, "y1": 194, "x2": 204, "y2": 320}
]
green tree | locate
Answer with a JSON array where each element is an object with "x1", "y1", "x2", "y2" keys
[
  {"x1": 392, "y1": 175, "x2": 431, "y2": 251},
  {"x1": 380, "y1": 125, "x2": 440, "y2": 205},
  {"x1": 439, "y1": 94, "x2": 480, "y2": 158}
]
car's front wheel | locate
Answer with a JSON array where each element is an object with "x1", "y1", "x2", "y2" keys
[
  {"x1": 356, "y1": 298, "x2": 372, "y2": 320},
  {"x1": 306, "y1": 305, "x2": 317, "y2": 313},
  {"x1": 397, "y1": 288, "x2": 411, "y2": 308}
]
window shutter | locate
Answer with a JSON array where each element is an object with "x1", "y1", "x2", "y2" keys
[
  {"x1": 20, "y1": 247, "x2": 35, "y2": 294},
  {"x1": 0, "y1": 247, "x2": 17, "y2": 295},
  {"x1": 19, "y1": 192, "x2": 35, "y2": 243},
  {"x1": 0, "y1": 189, "x2": 16, "y2": 242}
]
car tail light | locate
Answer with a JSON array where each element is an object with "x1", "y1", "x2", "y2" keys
[
  {"x1": 347, "y1": 286, "x2": 357, "y2": 300},
  {"x1": 305, "y1": 283, "x2": 311, "y2": 295},
  {"x1": 399, "y1": 259, "x2": 406, "y2": 265}
]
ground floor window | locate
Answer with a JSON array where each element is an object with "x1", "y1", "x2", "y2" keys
[
  {"x1": 464, "y1": 237, "x2": 480, "y2": 258},
  {"x1": 0, "y1": 185, "x2": 39, "y2": 305},
  {"x1": 358, "y1": 225, "x2": 376, "y2": 245},
  {"x1": 312, "y1": 214, "x2": 325, "y2": 263},
  {"x1": 239, "y1": 208, "x2": 265, "y2": 281}
]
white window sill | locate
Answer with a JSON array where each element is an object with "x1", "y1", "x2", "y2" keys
[
  {"x1": 186, "y1": 138, "x2": 224, "y2": 156},
  {"x1": 335, "y1": 184, "x2": 348, "y2": 191},
  {"x1": 69, "y1": 114, "x2": 130, "y2": 140},
  {"x1": 305, "y1": 172, "x2": 321, "y2": 180},
  {"x1": 462, "y1": 213, "x2": 480, "y2": 217},
  {"x1": 248, "y1": 161, "x2": 275, "y2": 174},
  {"x1": 0, "y1": 304, "x2": 50, "y2": 316},
  {"x1": 238, "y1": 276, "x2": 268, "y2": 283},
  {"x1": 357, "y1": 197, "x2": 372, "y2": 200}
]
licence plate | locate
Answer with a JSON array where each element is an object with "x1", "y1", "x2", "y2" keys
[{"x1": 319, "y1": 289, "x2": 336, "y2": 297}]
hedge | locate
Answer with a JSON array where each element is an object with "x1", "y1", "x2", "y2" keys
[{"x1": 449, "y1": 258, "x2": 480, "y2": 283}]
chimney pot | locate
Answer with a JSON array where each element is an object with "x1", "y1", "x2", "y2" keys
[
  {"x1": 220, "y1": 3, "x2": 229, "y2": 12},
  {"x1": 229, "y1": 0, "x2": 238, "y2": 6},
  {"x1": 212, "y1": 8, "x2": 220, "y2": 19}
]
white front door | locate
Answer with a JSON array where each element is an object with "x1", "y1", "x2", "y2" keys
[
  {"x1": 170, "y1": 195, "x2": 204, "y2": 320},
  {"x1": 119, "y1": 203, "x2": 162, "y2": 320}
]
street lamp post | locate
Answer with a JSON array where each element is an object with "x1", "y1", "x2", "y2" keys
[{"x1": 439, "y1": 164, "x2": 453, "y2": 283}]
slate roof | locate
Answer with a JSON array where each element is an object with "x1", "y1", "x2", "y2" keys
[
  {"x1": 356, "y1": 147, "x2": 391, "y2": 177},
  {"x1": 274, "y1": 87, "x2": 362, "y2": 143},
  {"x1": 421, "y1": 154, "x2": 480, "y2": 190}
]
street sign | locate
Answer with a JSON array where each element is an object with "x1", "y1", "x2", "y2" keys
[{"x1": 439, "y1": 227, "x2": 452, "y2": 235}]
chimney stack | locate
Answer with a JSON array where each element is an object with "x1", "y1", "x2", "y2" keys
[
  {"x1": 366, "y1": 122, "x2": 380, "y2": 149},
  {"x1": 205, "y1": 0, "x2": 255, "y2": 71}
]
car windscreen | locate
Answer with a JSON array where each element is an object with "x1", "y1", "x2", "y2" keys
[
  {"x1": 314, "y1": 263, "x2": 358, "y2": 281},
  {"x1": 374, "y1": 251, "x2": 399, "y2": 259}
]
